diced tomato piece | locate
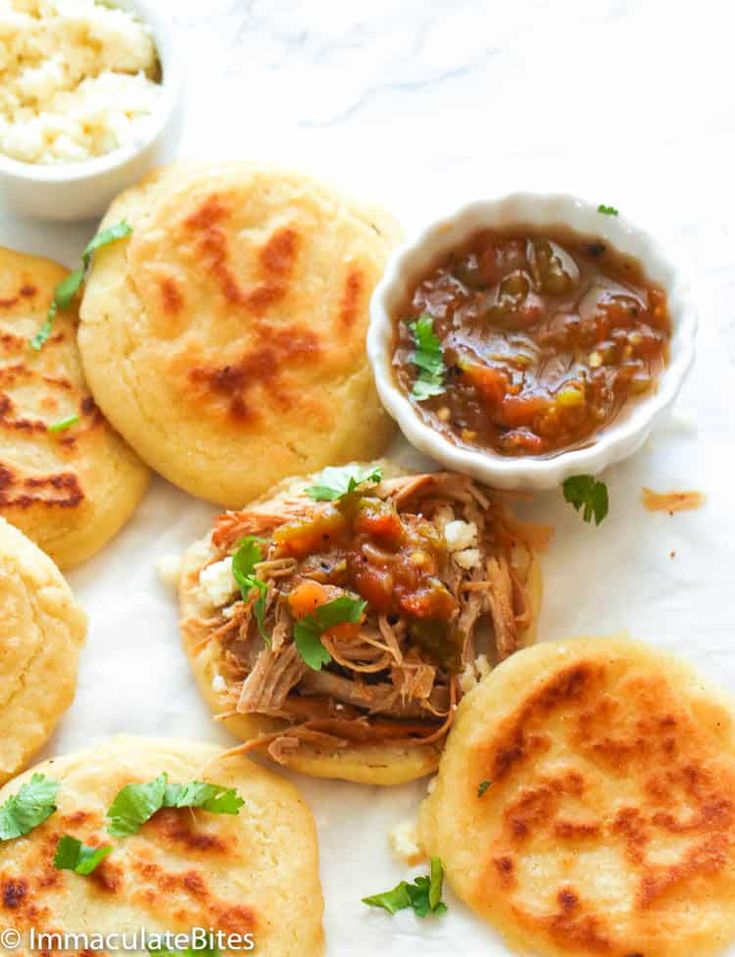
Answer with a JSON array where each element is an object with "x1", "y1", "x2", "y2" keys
[
  {"x1": 498, "y1": 393, "x2": 552, "y2": 429},
  {"x1": 350, "y1": 563, "x2": 395, "y2": 615},
  {"x1": 399, "y1": 580, "x2": 457, "y2": 620},
  {"x1": 323, "y1": 621, "x2": 362, "y2": 642},
  {"x1": 287, "y1": 580, "x2": 341, "y2": 619},
  {"x1": 464, "y1": 364, "x2": 510, "y2": 406},
  {"x1": 353, "y1": 500, "x2": 404, "y2": 549}
]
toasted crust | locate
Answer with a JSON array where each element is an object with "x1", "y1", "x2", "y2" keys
[
  {"x1": 178, "y1": 462, "x2": 541, "y2": 786},
  {"x1": 0, "y1": 736, "x2": 324, "y2": 957},
  {"x1": 0, "y1": 518, "x2": 86, "y2": 784},
  {"x1": 420, "y1": 637, "x2": 735, "y2": 957},
  {"x1": 78, "y1": 163, "x2": 400, "y2": 508},
  {"x1": 0, "y1": 246, "x2": 149, "y2": 569}
]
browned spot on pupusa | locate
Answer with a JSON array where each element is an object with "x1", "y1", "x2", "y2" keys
[
  {"x1": 338, "y1": 267, "x2": 364, "y2": 329},
  {"x1": 188, "y1": 324, "x2": 320, "y2": 424},
  {"x1": 473, "y1": 655, "x2": 735, "y2": 956},
  {"x1": 129, "y1": 848, "x2": 258, "y2": 933},
  {"x1": 183, "y1": 195, "x2": 299, "y2": 314},
  {"x1": 0, "y1": 464, "x2": 84, "y2": 509},
  {"x1": 159, "y1": 276, "x2": 184, "y2": 315}
]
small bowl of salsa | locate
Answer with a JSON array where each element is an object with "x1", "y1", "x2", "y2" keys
[{"x1": 368, "y1": 193, "x2": 696, "y2": 489}]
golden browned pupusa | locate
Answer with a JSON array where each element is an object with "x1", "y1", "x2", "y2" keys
[
  {"x1": 178, "y1": 463, "x2": 543, "y2": 786},
  {"x1": 0, "y1": 247, "x2": 149, "y2": 569},
  {"x1": 78, "y1": 163, "x2": 400, "y2": 508},
  {"x1": 420, "y1": 637, "x2": 735, "y2": 957},
  {"x1": 0, "y1": 738, "x2": 324, "y2": 956},
  {"x1": 0, "y1": 517, "x2": 86, "y2": 785}
]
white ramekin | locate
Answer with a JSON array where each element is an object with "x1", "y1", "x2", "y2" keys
[
  {"x1": 368, "y1": 192, "x2": 696, "y2": 490},
  {"x1": 0, "y1": 0, "x2": 183, "y2": 221}
]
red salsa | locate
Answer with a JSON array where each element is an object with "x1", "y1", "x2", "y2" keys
[{"x1": 392, "y1": 227, "x2": 672, "y2": 456}]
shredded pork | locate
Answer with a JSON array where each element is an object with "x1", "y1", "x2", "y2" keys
[{"x1": 191, "y1": 470, "x2": 543, "y2": 763}]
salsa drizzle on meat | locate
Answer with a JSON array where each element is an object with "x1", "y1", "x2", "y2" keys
[{"x1": 189, "y1": 469, "x2": 541, "y2": 764}]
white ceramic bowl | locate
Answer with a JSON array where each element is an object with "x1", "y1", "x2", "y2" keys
[
  {"x1": 0, "y1": 0, "x2": 183, "y2": 221},
  {"x1": 368, "y1": 192, "x2": 697, "y2": 490}
]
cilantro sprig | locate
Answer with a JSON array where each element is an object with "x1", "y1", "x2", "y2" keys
[
  {"x1": 597, "y1": 204, "x2": 619, "y2": 216},
  {"x1": 562, "y1": 474, "x2": 609, "y2": 526},
  {"x1": 48, "y1": 413, "x2": 80, "y2": 434},
  {"x1": 294, "y1": 594, "x2": 366, "y2": 670},
  {"x1": 0, "y1": 774, "x2": 59, "y2": 841},
  {"x1": 477, "y1": 780, "x2": 491, "y2": 798},
  {"x1": 232, "y1": 536, "x2": 269, "y2": 643},
  {"x1": 106, "y1": 773, "x2": 243, "y2": 837},
  {"x1": 306, "y1": 464, "x2": 383, "y2": 502},
  {"x1": 409, "y1": 314, "x2": 445, "y2": 400},
  {"x1": 362, "y1": 858, "x2": 448, "y2": 917},
  {"x1": 54, "y1": 835, "x2": 112, "y2": 875},
  {"x1": 30, "y1": 220, "x2": 132, "y2": 351}
]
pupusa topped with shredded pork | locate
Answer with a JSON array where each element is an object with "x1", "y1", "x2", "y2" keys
[{"x1": 179, "y1": 462, "x2": 545, "y2": 785}]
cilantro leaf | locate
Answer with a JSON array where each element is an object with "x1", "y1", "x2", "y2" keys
[
  {"x1": 81, "y1": 221, "x2": 133, "y2": 264},
  {"x1": 29, "y1": 221, "x2": 132, "y2": 351},
  {"x1": 231, "y1": 536, "x2": 270, "y2": 643},
  {"x1": 106, "y1": 773, "x2": 168, "y2": 836},
  {"x1": 293, "y1": 595, "x2": 366, "y2": 670},
  {"x1": 231, "y1": 536, "x2": 266, "y2": 582},
  {"x1": 597, "y1": 204, "x2": 619, "y2": 216},
  {"x1": 107, "y1": 773, "x2": 243, "y2": 836},
  {"x1": 477, "y1": 779, "x2": 491, "y2": 797},
  {"x1": 362, "y1": 858, "x2": 448, "y2": 917},
  {"x1": 0, "y1": 774, "x2": 59, "y2": 841},
  {"x1": 411, "y1": 377, "x2": 445, "y2": 401},
  {"x1": 562, "y1": 474, "x2": 609, "y2": 525},
  {"x1": 409, "y1": 314, "x2": 445, "y2": 400},
  {"x1": 306, "y1": 464, "x2": 383, "y2": 502},
  {"x1": 163, "y1": 781, "x2": 244, "y2": 815},
  {"x1": 29, "y1": 317, "x2": 54, "y2": 351},
  {"x1": 48, "y1": 413, "x2": 80, "y2": 434},
  {"x1": 53, "y1": 835, "x2": 112, "y2": 875}
]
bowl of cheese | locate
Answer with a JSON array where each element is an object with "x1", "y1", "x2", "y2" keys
[{"x1": 0, "y1": 0, "x2": 183, "y2": 220}]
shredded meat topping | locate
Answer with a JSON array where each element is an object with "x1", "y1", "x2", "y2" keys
[{"x1": 191, "y1": 470, "x2": 544, "y2": 762}]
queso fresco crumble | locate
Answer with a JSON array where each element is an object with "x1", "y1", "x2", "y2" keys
[{"x1": 0, "y1": 0, "x2": 162, "y2": 164}]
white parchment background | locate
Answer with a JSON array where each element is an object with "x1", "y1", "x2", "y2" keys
[{"x1": 2, "y1": 1, "x2": 735, "y2": 954}]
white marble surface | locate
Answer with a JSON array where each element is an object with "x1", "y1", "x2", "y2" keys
[{"x1": 2, "y1": 1, "x2": 735, "y2": 954}]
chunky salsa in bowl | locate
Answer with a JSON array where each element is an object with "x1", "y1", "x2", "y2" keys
[{"x1": 368, "y1": 194, "x2": 695, "y2": 489}]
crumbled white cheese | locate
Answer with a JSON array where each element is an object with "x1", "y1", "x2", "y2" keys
[
  {"x1": 388, "y1": 819, "x2": 425, "y2": 866},
  {"x1": 454, "y1": 547, "x2": 482, "y2": 570},
  {"x1": 155, "y1": 552, "x2": 182, "y2": 589},
  {"x1": 459, "y1": 653, "x2": 492, "y2": 694},
  {"x1": 426, "y1": 775, "x2": 437, "y2": 795},
  {"x1": 221, "y1": 604, "x2": 237, "y2": 620},
  {"x1": 475, "y1": 653, "x2": 491, "y2": 680},
  {"x1": 444, "y1": 519, "x2": 478, "y2": 552},
  {"x1": 211, "y1": 674, "x2": 227, "y2": 693},
  {"x1": 459, "y1": 662, "x2": 477, "y2": 695},
  {"x1": 199, "y1": 557, "x2": 237, "y2": 607},
  {"x1": 0, "y1": 0, "x2": 162, "y2": 164}
]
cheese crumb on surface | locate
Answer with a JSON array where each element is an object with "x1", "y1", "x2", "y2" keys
[
  {"x1": 388, "y1": 818, "x2": 425, "y2": 866},
  {"x1": 459, "y1": 653, "x2": 492, "y2": 694},
  {"x1": 444, "y1": 519, "x2": 478, "y2": 552},
  {"x1": 155, "y1": 552, "x2": 182, "y2": 589},
  {"x1": 454, "y1": 547, "x2": 482, "y2": 569},
  {"x1": 211, "y1": 673, "x2": 227, "y2": 693},
  {"x1": 0, "y1": 0, "x2": 162, "y2": 164},
  {"x1": 199, "y1": 557, "x2": 237, "y2": 607}
]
